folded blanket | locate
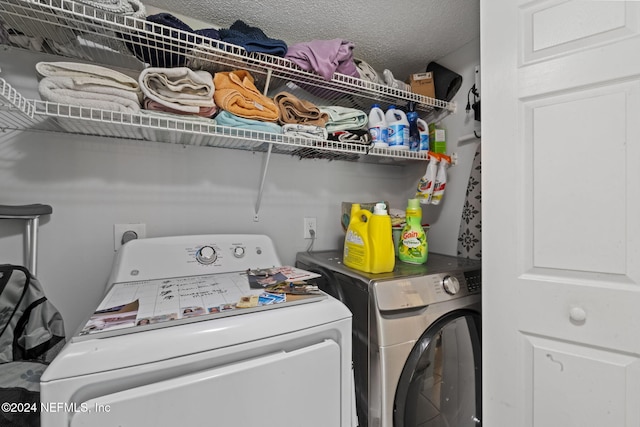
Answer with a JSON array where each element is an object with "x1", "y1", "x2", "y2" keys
[
  {"x1": 36, "y1": 62, "x2": 141, "y2": 98},
  {"x1": 318, "y1": 106, "x2": 368, "y2": 132},
  {"x1": 213, "y1": 70, "x2": 279, "y2": 122},
  {"x1": 274, "y1": 91, "x2": 329, "y2": 126},
  {"x1": 218, "y1": 20, "x2": 287, "y2": 57},
  {"x1": 285, "y1": 39, "x2": 359, "y2": 81},
  {"x1": 215, "y1": 110, "x2": 282, "y2": 134},
  {"x1": 36, "y1": 62, "x2": 142, "y2": 112},
  {"x1": 282, "y1": 124, "x2": 328, "y2": 140},
  {"x1": 38, "y1": 76, "x2": 141, "y2": 113},
  {"x1": 143, "y1": 98, "x2": 217, "y2": 118},
  {"x1": 139, "y1": 67, "x2": 215, "y2": 114}
]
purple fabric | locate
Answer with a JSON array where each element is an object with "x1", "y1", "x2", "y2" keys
[{"x1": 285, "y1": 39, "x2": 359, "y2": 81}]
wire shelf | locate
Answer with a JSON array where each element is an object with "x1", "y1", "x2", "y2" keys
[
  {"x1": 0, "y1": 77, "x2": 35, "y2": 117},
  {"x1": 0, "y1": 89, "x2": 430, "y2": 163},
  {"x1": 0, "y1": 0, "x2": 453, "y2": 163}
]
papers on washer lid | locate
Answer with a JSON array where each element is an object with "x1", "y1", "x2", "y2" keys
[
  {"x1": 79, "y1": 299, "x2": 140, "y2": 335},
  {"x1": 247, "y1": 266, "x2": 320, "y2": 289},
  {"x1": 78, "y1": 266, "x2": 323, "y2": 337}
]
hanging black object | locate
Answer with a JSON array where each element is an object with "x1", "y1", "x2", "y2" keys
[
  {"x1": 473, "y1": 100, "x2": 481, "y2": 121},
  {"x1": 426, "y1": 62, "x2": 463, "y2": 102}
]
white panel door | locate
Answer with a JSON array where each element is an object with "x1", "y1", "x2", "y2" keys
[{"x1": 482, "y1": 1, "x2": 640, "y2": 426}]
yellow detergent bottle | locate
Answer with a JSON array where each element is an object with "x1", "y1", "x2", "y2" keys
[
  {"x1": 399, "y1": 198, "x2": 428, "y2": 264},
  {"x1": 344, "y1": 202, "x2": 395, "y2": 273}
]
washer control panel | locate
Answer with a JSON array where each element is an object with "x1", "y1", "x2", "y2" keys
[
  {"x1": 109, "y1": 235, "x2": 281, "y2": 283},
  {"x1": 374, "y1": 269, "x2": 481, "y2": 311}
]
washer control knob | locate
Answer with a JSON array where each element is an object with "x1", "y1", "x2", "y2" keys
[
  {"x1": 233, "y1": 246, "x2": 245, "y2": 258},
  {"x1": 442, "y1": 275, "x2": 461, "y2": 295},
  {"x1": 196, "y1": 246, "x2": 217, "y2": 265}
]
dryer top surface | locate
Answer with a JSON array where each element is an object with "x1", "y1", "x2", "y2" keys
[{"x1": 296, "y1": 250, "x2": 481, "y2": 283}]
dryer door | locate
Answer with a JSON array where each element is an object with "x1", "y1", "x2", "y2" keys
[{"x1": 394, "y1": 309, "x2": 482, "y2": 427}]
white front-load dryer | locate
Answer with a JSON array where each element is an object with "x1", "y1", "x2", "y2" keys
[{"x1": 40, "y1": 235, "x2": 354, "y2": 427}]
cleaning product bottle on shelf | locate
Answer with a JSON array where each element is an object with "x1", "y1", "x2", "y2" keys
[
  {"x1": 407, "y1": 111, "x2": 420, "y2": 152},
  {"x1": 343, "y1": 202, "x2": 395, "y2": 273},
  {"x1": 385, "y1": 105, "x2": 409, "y2": 150},
  {"x1": 368, "y1": 104, "x2": 389, "y2": 148},
  {"x1": 417, "y1": 118, "x2": 430, "y2": 151},
  {"x1": 431, "y1": 156, "x2": 450, "y2": 205},
  {"x1": 398, "y1": 198, "x2": 428, "y2": 264},
  {"x1": 415, "y1": 153, "x2": 440, "y2": 204}
]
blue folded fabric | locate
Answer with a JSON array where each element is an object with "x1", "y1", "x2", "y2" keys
[
  {"x1": 216, "y1": 110, "x2": 283, "y2": 134},
  {"x1": 219, "y1": 20, "x2": 287, "y2": 57},
  {"x1": 122, "y1": 13, "x2": 220, "y2": 67}
]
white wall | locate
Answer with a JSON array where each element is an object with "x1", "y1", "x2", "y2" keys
[
  {"x1": 422, "y1": 37, "x2": 482, "y2": 256},
  {"x1": 0, "y1": 38, "x2": 479, "y2": 336}
]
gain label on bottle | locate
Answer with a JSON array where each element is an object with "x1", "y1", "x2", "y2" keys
[{"x1": 398, "y1": 199, "x2": 428, "y2": 264}]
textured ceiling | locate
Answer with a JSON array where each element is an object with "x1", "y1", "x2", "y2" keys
[{"x1": 144, "y1": 0, "x2": 480, "y2": 82}]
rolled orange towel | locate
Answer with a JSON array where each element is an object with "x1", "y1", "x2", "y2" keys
[{"x1": 213, "y1": 70, "x2": 278, "y2": 122}]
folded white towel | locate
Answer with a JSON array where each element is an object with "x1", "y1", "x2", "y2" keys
[
  {"x1": 36, "y1": 62, "x2": 138, "y2": 85},
  {"x1": 36, "y1": 62, "x2": 142, "y2": 100},
  {"x1": 39, "y1": 76, "x2": 141, "y2": 113},
  {"x1": 139, "y1": 67, "x2": 215, "y2": 114}
]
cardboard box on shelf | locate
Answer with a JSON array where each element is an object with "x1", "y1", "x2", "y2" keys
[{"x1": 408, "y1": 72, "x2": 435, "y2": 99}]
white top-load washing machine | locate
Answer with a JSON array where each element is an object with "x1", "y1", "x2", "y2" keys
[
  {"x1": 40, "y1": 235, "x2": 354, "y2": 427},
  {"x1": 296, "y1": 250, "x2": 482, "y2": 427}
]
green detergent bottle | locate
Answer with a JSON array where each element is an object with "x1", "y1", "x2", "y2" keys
[{"x1": 398, "y1": 198, "x2": 428, "y2": 264}]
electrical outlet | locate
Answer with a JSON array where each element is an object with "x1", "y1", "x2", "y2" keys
[
  {"x1": 304, "y1": 217, "x2": 317, "y2": 239},
  {"x1": 114, "y1": 223, "x2": 146, "y2": 251}
]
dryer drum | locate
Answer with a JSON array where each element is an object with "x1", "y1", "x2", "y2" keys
[{"x1": 394, "y1": 309, "x2": 482, "y2": 427}]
